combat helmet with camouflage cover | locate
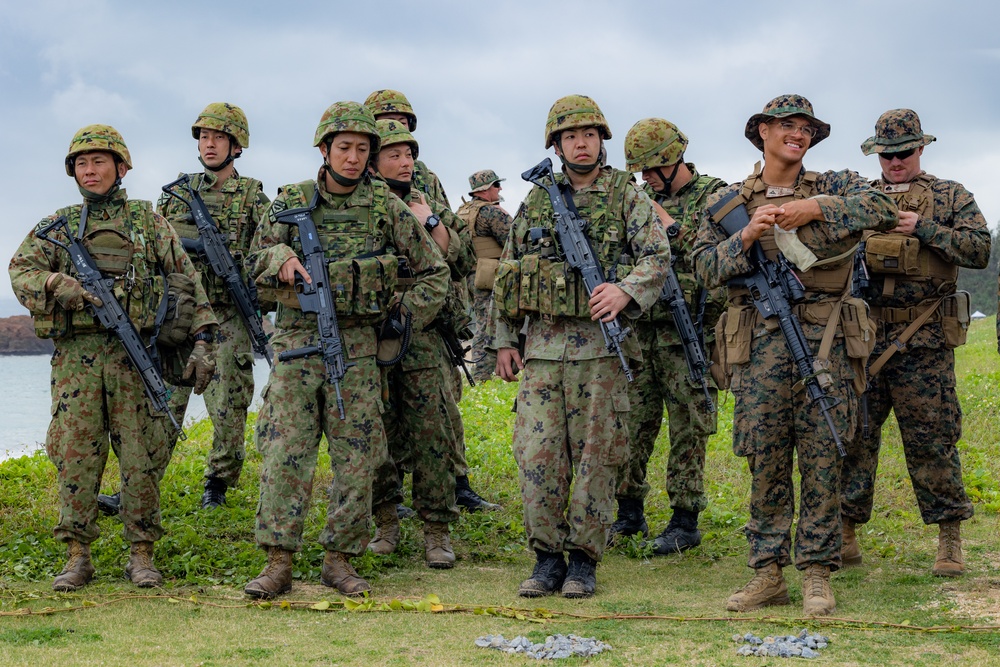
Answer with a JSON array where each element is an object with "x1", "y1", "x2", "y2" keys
[
  {"x1": 375, "y1": 118, "x2": 419, "y2": 159},
  {"x1": 624, "y1": 118, "x2": 688, "y2": 172},
  {"x1": 192, "y1": 102, "x2": 250, "y2": 148},
  {"x1": 745, "y1": 94, "x2": 830, "y2": 151},
  {"x1": 861, "y1": 108, "x2": 936, "y2": 156},
  {"x1": 314, "y1": 101, "x2": 381, "y2": 152},
  {"x1": 364, "y1": 89, "x2": 418, "y2": 131},
  {"x1": 544, "y1": 94, "x2": 612, "y2": 149},
  {"x1": 65, "y1": 124, "x2": 132, "y2": 176}
]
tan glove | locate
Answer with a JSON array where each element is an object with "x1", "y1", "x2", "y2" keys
[
  {"x1": 50, "y1": 273, "x2": 103, "y2": 311},
  {"x1": 183, "y1": 341, "x2": 216, "y2": 395}
]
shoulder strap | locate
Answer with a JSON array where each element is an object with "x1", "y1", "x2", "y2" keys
[{"x1": 867, "y1": 296, "x2": 946, "y2": 378}]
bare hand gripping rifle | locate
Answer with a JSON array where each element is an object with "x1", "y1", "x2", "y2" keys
[
  {"x1": 661, "y1": 257, "x2": 715, "y2": 412},
  {"x1": 708, "y1": 190, "x2": 844, "y2": 456},
  {"x1": 162, "y1": 175, "x2": 273, "y2": 366},
  {"x1": 36, "y1": 212, "x2": 184, "y2": 435},
  {"x1": 521, "y1": 158, "x2": 634, "y2": 382},
  {"x1": 273, "y1": 190, "x2": 354, "y2": 420}
]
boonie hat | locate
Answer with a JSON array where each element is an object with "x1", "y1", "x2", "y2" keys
[
  {"x1": 745, "y1": 94, "x2": 830, "y2": 151},
  {"x1": 861, "y1": 108, "x2": 936, "y2": 156},
  {"x1": 468, "y1": 169, "x2": 504, "y2": 194}
]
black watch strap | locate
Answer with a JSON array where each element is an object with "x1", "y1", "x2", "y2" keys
[{"x1": 193, "y1": 331, "x2": 213, "y2": 344}]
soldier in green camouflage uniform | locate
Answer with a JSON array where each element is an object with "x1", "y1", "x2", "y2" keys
[
  {"x1": 692, "y1": 95, "x2": 896, "y2": 616},
  {"x1": 608, "y1": 118, "x2": 726, "y2": 554},
  {"x1": 367, "y1": 119, "x2": 474, "y2": 568},
  {"x1": 157, "y1": 103, "x2": 270, "y2": 508},
  {"x1": 243, "y1": 102, "x2": 449, "y2": 599},
  {"x1": 456, "y1": 170, "x2": 514, "y2": 383},
  {"x1": 840, "y1": 109, "x2": 989, "y2": 577},
  {"x1": 491, "y1": 95, "x2": 670, "y2": 598},
  {"x1": 9, "y1": 125, "x2": 218, "y2": 591}
]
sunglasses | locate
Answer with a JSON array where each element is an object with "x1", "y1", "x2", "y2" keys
[{"x1": 880, "y1": 148, "x2": 916, "y2": 161}]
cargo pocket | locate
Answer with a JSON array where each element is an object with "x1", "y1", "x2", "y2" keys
[{"x1": 600, "y1": 390, "x2": 631, "y2": 467}]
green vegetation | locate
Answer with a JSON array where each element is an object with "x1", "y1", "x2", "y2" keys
[{"x1": 1, "y1": 319, "x2": 999, "y2": 666}]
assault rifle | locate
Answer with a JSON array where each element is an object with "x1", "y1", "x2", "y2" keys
[
  {"x1": 521, "y1": 158, "x2": 634, "y2": 382},
  {"x1": 437, "y1": 320, "x2": 475, "y2": 387},
  {"x1": 162, "y1": 175, "x2": 272, "y2": 366},
  {"x1": 708, "y1": 191, "x2": 844, "y2": 456},
  {"x1": 36, "y1": 213, "x2": 183, "y2": 435},
  {"x1": 274, "y1": 191, "x2": 354, "y2": 420},
  {"x1": 661, "y1": 258, "x2": 714, "y2": 412}
]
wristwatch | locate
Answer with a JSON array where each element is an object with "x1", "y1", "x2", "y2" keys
[
  {"x1": 193, "y1": 331, "x2": 213, "y2": 344},
  {"x1": 424, "y1": 214, "x2": 441, "y2": 232}
]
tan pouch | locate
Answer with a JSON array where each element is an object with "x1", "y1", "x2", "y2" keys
[
  {"x1": 865, "y1": 233, "x2": 921, "y2": 275},
  {"x1": 723, "y1": 304, "x2": 754, "y2": 366},
  {"x1": 710, "y1": 314, "x2": 730, "y2": 391},
  {"x1": 941, "y1": 291, "x2": 971, "y2": 349},
  {"x1": 840, "y1": 297, "x2": 875, "y2": 360},
  {"x1": 493, "y1": 259, "x2": 523, "y2": 319},
  {"x1": 474, "y1": 258, "x2": 499, "y2": 290}
]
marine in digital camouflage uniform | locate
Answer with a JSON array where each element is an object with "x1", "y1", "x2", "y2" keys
[
  {"x1": 692, "y1": 95, "x2": 896, "y2": 616},
  {"x1": 156, "y1": 102, "x2": 270, "y2": 509},
  {"x1": 455, "y1": 169, "x2": 514, "y2": 383},
  {"x1": 243, "y1": 102, "x2": 449, "y2": 599},
  {"x1": 839, "y1": 109, "x2": 989, "y2": 578},
  {"x1": 367, "y1": 119, "x2": 474, "y2": 569},
  {"x1": 491, "y1": 95, "x2": 670, "y2": 599},
  {"x1": 608, "y1": 118, "x2": 726, "y2": 555},
  {"x1": 8, "y1": 125, "x2": 217, "y2": 591}
]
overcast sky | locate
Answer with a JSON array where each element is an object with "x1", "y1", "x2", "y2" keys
[{"x1": 2, "y1": 0, "x2": 998, "y2": 314}]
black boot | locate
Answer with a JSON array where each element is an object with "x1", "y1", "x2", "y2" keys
[
  {"x1": 201, "y1": 478, "x2": 227, "y2": 510},
  {"x1": 651, "y1": 508, "x2": 702, "y2": 555},
  {"x1": 562, "y1": 549, "x2": 597, "y2": 598},
  {"x1": 518, "y1": 550, "x2": 567, "y2": 598},
  {"x1": 607, "y1": 497, "x2": 648, "y2": 544},
  {"x1": 97, "y1": 492, "x2": 121, "y2": 517},
  {"x1": 455, "y1": 475, "x2": 500, "y2": 512}
]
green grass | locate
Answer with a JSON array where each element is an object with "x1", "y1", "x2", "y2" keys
[{"x1": 1, "y1": 319, "x2": 999, "y2": 666}]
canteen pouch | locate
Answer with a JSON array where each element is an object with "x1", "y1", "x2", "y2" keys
[
  {"x1": 865, "y1": 233, "x2": 921, "y2": 275},
  {"x1": 493, "y1": 258, "x2": 523, "y2": 319},
  {"x1": 941, "y1": 291, "x2": 971, "y2": 349}
]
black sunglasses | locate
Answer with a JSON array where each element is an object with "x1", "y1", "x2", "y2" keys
[{"x1": 880, "y1": 148, "x2": 916, "y2": 161}]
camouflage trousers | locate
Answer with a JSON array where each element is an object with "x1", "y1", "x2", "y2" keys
[
  {"x1": 45, "y1": 334, "x2": 172, "y2": 544},
  {"x1": 617, "y1": 324, "x2": 717, "y2": 512},
  {"x1": 469, "y1": 288, "x2": 495, "y2": 383},
  {"x1": 373, "y1": 333, "x2": 459, "y2": 524},
  {"x1": 841, "y1": 344, "x2": 972, "y2": 525},
  {"x1": 168, "y1": 306, "x2": 254, "y2": 487},
  {"x1": 731, "y1": 325, "x2": 857, "y2": 571},
  {"x1": 513, "y1": 357, "x2": 630, "y2": 562},
  {"x1": 254, "y1": 328, "x2": 387, "y2": 555},
  {"x1": 451, "y1": 366, "x2": 469, "y2": 477}
]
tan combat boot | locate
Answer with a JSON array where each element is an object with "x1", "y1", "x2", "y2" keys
[
  {"x1": 932, "y1": 521, "x2": 964, "y2": 577},
  {"x1": 124, "y1": 541, "x2": 163, "y2": 588},
  {"x1": 802, "y1": 563, "x2": 836, "y2": 616},
  {"x1": 368, "y1": 501, "x2": 400, "y2": 555},
  {"x1": 842, "y1": 518, "x2": 862, "y2": 566},
  {"x1": 725, "y1": 563, "x2": 790, "y2": 612},
  {"x1": 244, "y1": 547, "x2": 293, "y2": 599},
  {"x1": 424, "y1": 521, "x2": 456, "y2": 569},
  {"x1": 52, "y1": 540, "x2": 95, "y2": 592},
  {"x1": 320, "y1": 551, "x2": 371, "y2": 597}
]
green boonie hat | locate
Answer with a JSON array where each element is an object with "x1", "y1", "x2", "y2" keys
[
  {"x1": 364, "y1": 89, "x2": 417, "y2": 131},
  {"x1": 624, "y1": 118, "x2": 689, "y2": 172},
  {"x1": 468, "y1": 169, "x2": 504, "y2": 194},
  {"x1": 314, "y1": 101, "x2": 381, "y2": 152},
  {"x1": 544, "y1": 94, "x2": 612, "y2": 149},
  {"x1": 375, "y1": 118, "x2": 419, "y2": 159},
  {"x1": 745, "y1": 94, "x2": 830, "y2": 151},
  {"x1": 192, "y1": 102, "x2": 250, "y2": 148},
  {"x1": 861, "y1": 108, "x2": 936, "y2": 156},
  {"x1": 65, "y1": 124, "x2": 132, "y2": 176}
]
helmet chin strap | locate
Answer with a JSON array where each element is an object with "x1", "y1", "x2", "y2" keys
[
  {"x1": 382, "y1": 176, "x2": 412, "y2": 197},
  {"x1": 324, "y1": 162, "x2": 364, "y2": 187},
  {"x1": 78, "y1": 180, "x2": 121, "y2": 203},
  {"x1": 200, "y1": 136, "x2": 241, "y2": 172},
  {"x1": 654, "y1": 160, "x2": 683, "y2": 195},
  {"x1": 557, "y1": 153, "x2": 600, "y2": 174}
]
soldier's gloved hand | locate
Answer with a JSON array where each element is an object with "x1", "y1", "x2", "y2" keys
[
  {"x1": 50, "y1": 273, "x2": 103, "y2": 311},
  {"x1": 184, "y1": 341, "x2": 216, "y2": 395}
]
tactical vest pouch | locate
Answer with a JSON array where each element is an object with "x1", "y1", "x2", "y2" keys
[
  {"x1": 473, "y1": 235, "x2": 503, "y2": 260},
  {"x1": 941, "y1": 291, "x2": 971, "y2": 349},
  {"x1": 156, "y1": 273, "x2": 197, "y2": 348},
  {"x1": 326, "y1": 259, "x2": 355, "y2": 316},
  {"x1": 840, "y1": 297, "x2": 876, "y2": 361},
  {"x1": 353, "y1": 255, "x2": 396, "y2": 316},
  {"x1": 493, "y1": 258, "x2": 523, "y2": 319},
  {"x1": 711, "y1": 311, "x2": 731, "y2": 391},
  {"x1": 722, "y1": 304, "x2": 754, "y2": 368},
  {"x1": 538, "y1": 260, "x2": 580, "y2": 318},
  {"x1": 865, "y1": 233, "x2": 921, "y2": 275},
  {"x1": 33, "y1": 309, "x2": 70, "y2": 339},
  {"x1": 474, "y1": 258, "x2": 500, "y2": 290},
  {"x1": 517, "y1": 254, "x2": 542, "y2": 314}
]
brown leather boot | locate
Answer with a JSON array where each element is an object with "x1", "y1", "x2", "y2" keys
[
  {"x1": 842, "y1": 518, "x2": 862, "y2": 566},
  {"x1": 932, "y1": 521, "x2": 964, "y2": 577},
  {"x1": 244, "y1": 547, "x2": 293, "y2": 599},
  {"x1": 726, "y1": 563, "x2": 790, "y2": 612},
  {"x1": 423, "y1": 521, "x2": 455, "y2": 569},
  {"x1": 368, "y1": 502, "x2": 400, "y2": 555},
  {"x1": 802, "y1": 563, "x2": 836, "y2": 616},
  {"x1": 125, "y1": 541, "x2": 163, "y2": 588},
  {"x1": 320, "y1": 551, "x2": 371, "y2": 597},
  {"x1": 52, "y1": 540, "x2": 95, "y2": 592}
]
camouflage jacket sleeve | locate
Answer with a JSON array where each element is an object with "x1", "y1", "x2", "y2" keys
[
  {"x1": 433, "y1": 201, "x2": 476, "y2": 279},
  {"x1": 913, "y1": 179, "x2": 990, "y2": 269},
  {"x1": 8, "y1": 219, "x2": 65, "y2": 314},
  {"x1": 476, "y1": 204, "x2": 514, "y2": 245},
  {"x1": 246, "y1": 189, "x2": 301, "y2": 287},
  {"x1": 151, "y1": 211, "x2": 217, "y2": 332},
  {"x1": 617, "y1": 184, "x2": 671, "y2": 317},
  {"x1": 388, "y1": 196, "x2": 450, "y2": 331}
]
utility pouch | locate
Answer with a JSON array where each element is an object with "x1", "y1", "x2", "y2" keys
[
  {"x1": 865, "y1": 233, "x2": 921, "y2": 275},
  {"x1": 941, "y1": 291, "x2": 971, "y2": 349},
  {"x1": 493, "y1": 258, "x2": 523, "y2": 319},
  {"x1": 841, "y1": 297, "x2": 876, "y2": 360},
  {"x1": 517, "y1": 254, "x2": 541, "y2": 314},
  {"x1": 353, "y1": 255, "x2": 393, "y2": 316},
  {"x1": 723, "y1": 304, "x2": 754, "y2": 366},
  {"x1": 711, "y1": 311, "x2": 731, "y2": 391},
  {"x1": 474, "y1": 258, "x2": 500, "y2": 290},
  {"x1": 376, "y1": 300, "x2": 412, "y2": 366},
  {"x1": 157, "y1": 273, "x2": 197, "y2": 348},
  {"x1": 326, "y1": 258, "x2": 355, "y2": 316},
  {"x1": 538, "y1": 260, "x2": 578, "y2": 317}
]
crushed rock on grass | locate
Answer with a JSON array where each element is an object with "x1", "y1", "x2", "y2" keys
[{"x1": 476, "y1": 634, "x2": 612, "y2": 659}]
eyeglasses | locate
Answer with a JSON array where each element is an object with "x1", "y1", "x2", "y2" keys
[
  {"x1": 774, "y1": 120, "x2": 819, "y2": 138},
  {"x1": 879, "y1": 148, "x2": 916, "y2": 161}
]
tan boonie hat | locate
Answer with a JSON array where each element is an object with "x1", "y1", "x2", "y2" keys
[
  {"x1": 745, "y1": 94, "x2": 830, "y2": 151},
  {"x1": 861, "y1": 108, "x2": 936, "y2": 156},
  {"x1": 468, "y1": 169, "x2": 504, "y2": 194}
]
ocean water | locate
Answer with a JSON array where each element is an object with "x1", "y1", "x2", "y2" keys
[{"x1": 0, "y1": 355, "x2": 272, "y2": 461}]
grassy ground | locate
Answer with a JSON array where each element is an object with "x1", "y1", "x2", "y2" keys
[{"x1": 1, "y1": 319, "x2": 999, "y2": 666}]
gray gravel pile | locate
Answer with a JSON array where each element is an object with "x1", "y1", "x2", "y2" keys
[
  {"x1": 475, "y1": 633, "x2": 613, "y2": 659},
  {"x1": 733, "y1": 629, "x2": 830, "y2": 658}
]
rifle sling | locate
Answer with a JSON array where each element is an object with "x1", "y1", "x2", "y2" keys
[{"x1": 867, "y1": 296, "x2": 945, "y2": 379}]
